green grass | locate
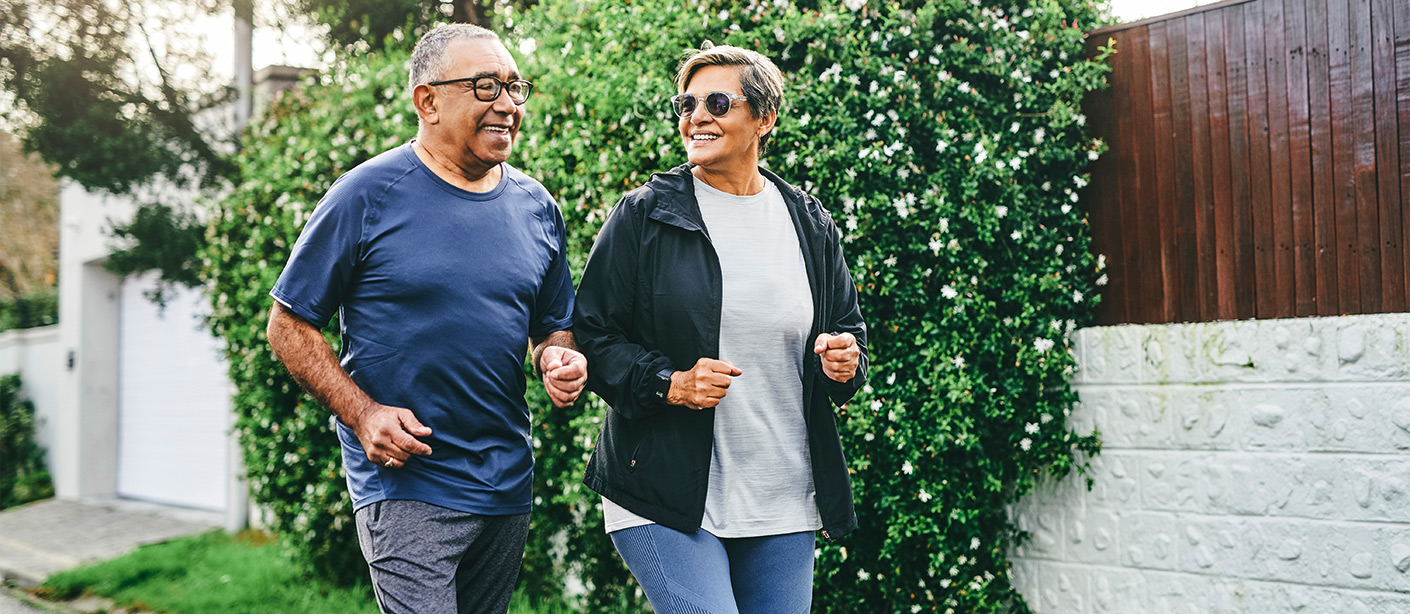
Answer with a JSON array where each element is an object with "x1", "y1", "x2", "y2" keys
[{"x1": 40, "y1": 531, "x2": 573, "y2": 614}]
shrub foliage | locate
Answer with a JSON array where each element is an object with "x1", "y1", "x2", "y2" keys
[
  {"x1": 0, "y1": 373, "x2": 54, "y2": 508},
  {"x1": 204, "y1": 1, "x2": 1111, "y2": 611}
]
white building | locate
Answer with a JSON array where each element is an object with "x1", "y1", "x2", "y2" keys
[{"x1": 1, "y1": 67, "x2": 305, "y2": 527}]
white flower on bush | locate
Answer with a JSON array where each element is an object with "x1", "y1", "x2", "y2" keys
[
  {"x1": 958, "y1": 81, "x2": 972, "y2": 93},
  {"x1": 1061, "y1": 204, "x2": 1071, "y2": 214},
  {"x1": 929, "y1": 238, "x2": 943, "y2": 255},
  {"x1": 902, "y1": 461, "x2": 914, "y2": 475},
  {"x1": 951, "y1": 355, "x2": 965, "y2": 368},
  {"x1": 918, "y1": 489, "x2": 931, "y2": 503},
  {"x1": 1025, "y1": 422, "x2": 1039, "y2": 434},
  {"x1": 936, "y1": 140, "x2": 948, "y2": 152},
  {"x1": 1073, "y1": 290, "x2": 1084, "y2": 303},
  {"x1": 938, "y1": 70, "x2": 952, "y2": 81},
  {"x1": 1096, "y1": 273, "x2": 1109, "y2": 286},
  {"x1": 1019, "y1": 438, "x2": 1032, "y2": 451},
  {"x1": 799, "y1": 113, "x2": 811, "y2": 127},
  {"x1": 939, "y1": 217, "x2": 949, "y2": 233},
  {"x1": 1010, "y1": 230, "x2": 1022, "y2": 240},
  {"x1": 858, "y1": 569, "x2": 870, "y2": 581},
  {"x1": 941, "y1": 285, "x2": 958, "y2": 300},
  {"x1": 1034, "y1": 337, "x2": 1055, "y2": 352},
  {"x1": 1087, "y1": 149, "x2": 1100, "y2": 161},
  {"x1": 971, "y1": 537, "x2": 981, "y2": 549}
]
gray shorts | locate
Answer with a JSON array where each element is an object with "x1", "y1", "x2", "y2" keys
[{"x1": 354, "y1": 499, "x2": 530, "y2": 614}]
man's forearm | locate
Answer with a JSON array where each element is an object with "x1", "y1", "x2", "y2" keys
[
  {"x1": 267, "y1": 301, "x2": 375, "y2": 426},
  {"x1": 530, "y1": 329, "x2": 577, "y2": 375}
]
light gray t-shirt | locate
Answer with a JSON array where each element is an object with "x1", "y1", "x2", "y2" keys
[{"x1": 603, "y1": 176, "x2": 820, "y2": 537}]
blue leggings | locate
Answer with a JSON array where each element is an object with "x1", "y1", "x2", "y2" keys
[{"x1": 610, "y1": 524, "x2": 815, "y2": 614}]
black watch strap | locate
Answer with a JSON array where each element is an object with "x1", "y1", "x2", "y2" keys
[{"x1": 652, "y1": 367, "x2": 674, "y2": 402}]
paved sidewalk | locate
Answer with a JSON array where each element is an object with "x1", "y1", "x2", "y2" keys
[{"x1": 0, "y1": 498, "x2": 219, "y2": 588}]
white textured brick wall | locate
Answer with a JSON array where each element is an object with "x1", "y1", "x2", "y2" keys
[{"x1": 1009, "y1": 313, "x2": 1410, "y2": 613}]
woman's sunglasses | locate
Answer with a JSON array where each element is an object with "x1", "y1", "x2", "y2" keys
[{"x1": 670, "y1": 92, "x2": 749, "y2": 118}]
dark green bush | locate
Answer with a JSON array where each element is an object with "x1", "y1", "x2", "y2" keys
[
  {"x1": 0, "y1": 373, "x2": 54, "y2": 509},
  {"x1": 0, "y1": 288, "x2": 58, "y2": 333},
  {"x1": 205, "y1": 1, "x2": 1111, "y2": 611}
]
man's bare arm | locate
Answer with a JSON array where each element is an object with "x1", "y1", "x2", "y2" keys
[{"x1": 267, "y1": 301, "x2": 431, "y2": 467}]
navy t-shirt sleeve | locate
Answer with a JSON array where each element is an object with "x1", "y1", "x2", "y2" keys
[
  {"x1": 270, "y1": 176, "x2": 368, "y2": 329},
  {"x1": 529, "y1": 198, "x2": 575, "y2": 338}
]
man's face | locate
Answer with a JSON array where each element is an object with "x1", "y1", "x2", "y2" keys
[{"x1": 429, "y1": 38, "x2": 525, "y2": 170}]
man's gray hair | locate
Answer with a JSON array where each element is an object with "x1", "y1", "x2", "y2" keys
[
  {"x1": 408, "y1": 23, "x2": 500, "y2": 91},
  {"x1": 675, "y1": 44, "x2": 785, "y2": 153}
]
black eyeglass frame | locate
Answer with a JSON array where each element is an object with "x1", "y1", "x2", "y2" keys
[
  {"x1": 670, "y1": 92, "x2": 750, "y2": 118},
  {"x1": 427, "y1": 76, "x2": 534, "y2": 105}
]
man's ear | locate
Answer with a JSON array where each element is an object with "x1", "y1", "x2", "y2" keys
[{"x1": 411, "y1": 83, "x2": 440, "y2": 125}]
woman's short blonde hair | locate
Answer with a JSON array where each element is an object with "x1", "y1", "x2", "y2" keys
[{"x1": 675, "y1": 44, "x2": 785, "y2": 153}]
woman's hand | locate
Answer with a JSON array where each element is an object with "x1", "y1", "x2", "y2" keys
[
  {"x1": 667, "y1": 358, "x2": 742, "y2": 409},
  {"x1": 814, "y1": 332, "x2": 860, "y2": 383}
]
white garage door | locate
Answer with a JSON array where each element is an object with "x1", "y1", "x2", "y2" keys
[{"x1": 117, "y1": 272, "x2": 231, "y2": 511}]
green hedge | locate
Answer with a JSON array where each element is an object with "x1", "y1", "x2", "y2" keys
[
  {"x1": 0, "y1": 289, "x2": 58, "y2": 333},
  {"x1": 205, "y1": 1, "x2": 1111, "y2": 611},
  {"x1": 0, "y1": 373, "x2": 54, "y2": 509}
]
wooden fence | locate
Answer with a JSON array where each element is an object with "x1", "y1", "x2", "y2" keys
[{"x1": 1084, "y1": 0, "x2": 1409, "y2": 325}]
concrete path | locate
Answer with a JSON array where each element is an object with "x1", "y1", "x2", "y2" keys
[
  {"x1": 0, "y1": 591, "x2": 53, "y2": 613},
  {"x1": 0, "y1": 498, "x2": 218, "y2": 588}
]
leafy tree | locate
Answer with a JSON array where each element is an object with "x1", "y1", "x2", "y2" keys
[{"x1": 0, "y1": 0, "x2": 237, "y2": 193}]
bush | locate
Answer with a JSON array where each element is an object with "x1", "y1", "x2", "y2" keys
[
  {"x1": 206, "y1": 1, "x2": 1112, "y2": 611},
  {"x1": 0, "y1": 288, "x2": 58, "y2": 333},
  {"x1": 0, "y1": 373, "x2": 54, "y2": 509}
]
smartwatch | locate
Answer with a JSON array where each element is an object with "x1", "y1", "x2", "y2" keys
[{"x1": 651, "y1": 367, "x2": 674, "y2": 402}]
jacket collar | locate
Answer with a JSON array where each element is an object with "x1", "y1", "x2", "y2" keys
[{"x1": 644, "y1": 163, "x2": 820, "y2": 231}]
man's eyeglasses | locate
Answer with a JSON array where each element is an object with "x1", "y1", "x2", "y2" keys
[
  {"x1": 670, "y1": 92, "x2": 749, "y2": 118},
  {"x1": 427, "y1": 76, "x2": 534, "y2": 105}
]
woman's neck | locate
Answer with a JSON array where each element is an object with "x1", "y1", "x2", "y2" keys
[{"x1": 691, "y1": 164, "x2": 765, "y2": 196}]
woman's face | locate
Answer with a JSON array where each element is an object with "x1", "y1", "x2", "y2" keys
[{"x1": 678, "y1": 65, "x2": 773, "y2": 172}]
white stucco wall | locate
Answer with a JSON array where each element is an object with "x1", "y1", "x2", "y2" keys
[
  {"x1": 0, "y1": 325, "x2": 60, "y2": 455},
  {"x1": 1010, "y1": 313, "x2": 1410, "y2": 613}
]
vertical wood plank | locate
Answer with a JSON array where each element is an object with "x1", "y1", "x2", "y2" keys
[
  {"x1": 1330, "y1": 0, "x2": 1363, "y2": 313},
  {"x1": 1188, "y1": 14, "x2": 1219, "y2": 320},
  {"x1": 1149, "y1": 20, "x2": 1181, "y2": 324},
  {"x1": 1265, "y1": 0, "x2": 1297, "y2": 319},
  {"x1": 1396, "y1": 0, "x2": 1410, "y2": 305},
  {"x1": 1371, "y1": 0, "x2": 1405, "y2": 312},
  {"x1": 1109, "y1": 28, "x2": 1137, "y2": 323},
  {"x1": 1351, "y1": 0, "x2": 1382, "y2": 311},
  {"x1": 1246, "y1": 1, "x2": 1279, "y2": 319},
  {"x1": 1207, "y1": 10, "x2": 1238, "y2": 320},
  {"x1": 1285, "y1": 0, "x2": 1319, "y2": 315},
  {"x1": 1087, "y1": 32, "x2": 1125, "y2": 325},
  {"x1": 1169, "y1": 16, "x2": 1203, "y2": 322},
  {"x1": 1306, "y1": 0, "x2": 1341, "y2": 315},
  {"x1": 1224, "y1": 4, "x2": 1257, "y2": 321},
  {"x1": 1127, "y1": 26, "x2": 1163, "y2": 324}
]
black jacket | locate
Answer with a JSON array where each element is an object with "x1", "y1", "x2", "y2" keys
[{"x1": 573, "y1": 164, "x2": 869, "y2": 541}]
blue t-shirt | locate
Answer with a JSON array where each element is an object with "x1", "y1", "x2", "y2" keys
[{"x1": 270, "y1": 143, "x2": 574, "y2": 515}]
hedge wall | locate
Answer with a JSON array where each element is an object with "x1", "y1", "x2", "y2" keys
[{"x1": 204, "y1": 1, "x2": 1111, "y2": 612}]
